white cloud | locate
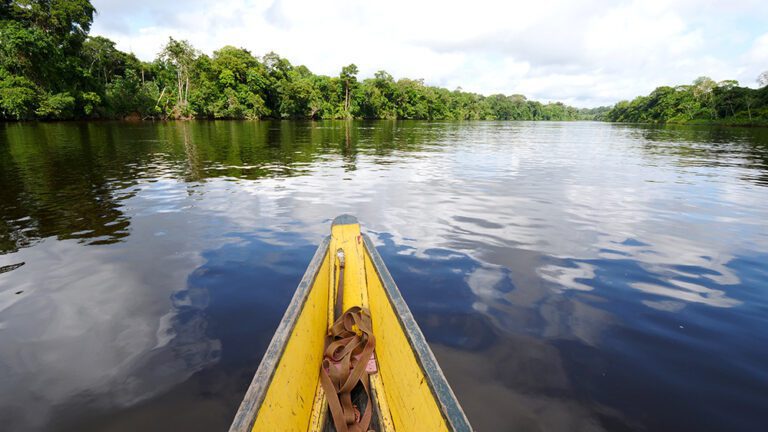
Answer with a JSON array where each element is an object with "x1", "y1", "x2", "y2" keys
[
  {"x1": 91, "y1": 0, "x2": 768, "y2": 107},
  {"x1": 746, "y1": 32, "x2": 768, "y2": 71}
]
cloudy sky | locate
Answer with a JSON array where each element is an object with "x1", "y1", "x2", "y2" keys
[{"x1": 90, "y1": 0, "x2": 768, "y2": 107}]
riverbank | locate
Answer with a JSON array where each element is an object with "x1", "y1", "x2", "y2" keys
[{"x1": 603, "y1": 77, "x2": 768, "y2": 126}]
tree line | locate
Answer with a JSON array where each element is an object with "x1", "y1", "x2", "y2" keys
[
  {"x1": 604, "y1": 75, "x2": 768, "y2": 126},
  {"x1": 0, "y1": 0, "x2": 603, "y2": 122}
]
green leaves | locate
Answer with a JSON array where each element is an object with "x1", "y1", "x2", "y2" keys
[
  {"x1": 0, "y1": 71, "x2": 39, "y2": 120},
  {"x1": 1, "y1": 0, "x2": 597, "y2": 121},
  {"x1": 104, "y1": 69, "x2": 158, "y2": 118},
  {"x1": 190, "y1": 46, "x2": 273, "y2": 119},
  {"x1": 606, "y1": 77, "x2": 768, "y2": 125},
  {"x1": 79, "y1": 91, "x2": 100, "y2": 116},
  {"x1": 35, "y1": 92, "x2": 75, "y2": 119}
]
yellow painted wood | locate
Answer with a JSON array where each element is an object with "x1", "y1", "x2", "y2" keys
[
  {"x1": 306, "y1": 382, "x2": 327, "y2": 432},
  {"x1": 364, "y1": 251, "x2": 450, "y2": 432},
  {"x1": 327, "y1": 248, "x2": 337, "y2": 330},
  {"x1": 370, "y1": 370, "x2": 396, "y2": 432},
  {"x1": 249, "y1": 218, "x2": 452, "y2": 431},
  {"x1": 251, "y1": 251, "x2": 330, "y2": 432},
  {"x1": 330, "y1": 220, "x2": 369, "y2": 312}
]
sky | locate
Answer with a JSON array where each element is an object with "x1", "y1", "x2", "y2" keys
[{"x1": 90, "y1": 0, "x2": 768, "y2": 108}]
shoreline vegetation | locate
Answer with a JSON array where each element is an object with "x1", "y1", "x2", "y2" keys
[
  {"x1": 604, "y1": 75, "x2": 768, "y2": 127},
  {"x1": 0, "y1": 1, "x2": 606, "y2": 122},
  {"x1": 1, "y1": 1, "x2": 766, "y2": 126}
]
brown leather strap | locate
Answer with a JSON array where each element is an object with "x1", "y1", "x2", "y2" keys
[{"x1": 320, "y1": 306, "x2": 376, "y2": 432}]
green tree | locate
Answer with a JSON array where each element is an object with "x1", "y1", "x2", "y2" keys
[
  {"x1": 339, "y1": 64, "x2": 358, "y2": 116},
  {"x1": 35, "y1": 92, "x2": 75, "y2": 119},
  {"x1": 197, "y1": 46, "x2": 269, "y2": 119},
  {"x1": 692, "y1": 76, "x2": 717, "y2": 118},
  {"x1": 160, "y1": 37, "x2": 197, "y2": 117},
  {"x1": 105, "y1": 69, "x2": 159, "y2": 118},
  {"x1": 0, "y1": 0, "x2": 95, "y2": 118},
  {"x1": 606, "y1": 77, "x2": 768, "y2": 125},
  {"x1": 81, "y1": 36, "x2": 140, "y2": 86},
  {"x1": 0, "y1": 68, "x2": 39, "y2": 119},
  {"x1": 358, "y1": 71, "x2": 397, "y2": 119},
  {"x1": 0, "y1": 0, "x2": 603, "y2": 121},
  {"x1": 713, "y1": 80, "x2": 740, "y2": 118}
]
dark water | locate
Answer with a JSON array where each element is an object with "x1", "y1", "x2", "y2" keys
[{"x1": 1, "y1": 121, "x2": 767, "y2": 432}]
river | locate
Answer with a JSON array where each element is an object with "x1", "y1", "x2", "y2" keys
[{"x1": 1, "y1": 120, "x2": 767, "y2": 431}]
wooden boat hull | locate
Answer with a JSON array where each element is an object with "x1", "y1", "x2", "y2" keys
[{"x1": 230, "y1": 215, "x2": 471, "y2": 432}]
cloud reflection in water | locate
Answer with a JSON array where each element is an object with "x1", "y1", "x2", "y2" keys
[{"x1": 1, "y1": 121, "x2": 767, "y2": 431}]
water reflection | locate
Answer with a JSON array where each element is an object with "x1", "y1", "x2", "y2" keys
[
  {"x1": 631, "y1": 124, "x2": 768, "y2": 186},
  {"x1": 0, "y1": 220, "x2": 221, "y2": 430},
  {"x1": 0, "y1": 121, "x2": 449, "y2": 255},
  {"x1": 379, "y1": 241, "x2": 626, "y2": 430},
  {"x1": 1, "y1": 121, "x2": 768, "y2": 431},
  {"x1": 0, "y1": 124, "x2": 132, "y2": 253}
]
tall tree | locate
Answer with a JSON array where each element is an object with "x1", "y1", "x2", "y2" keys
[
  {"x1": 81, "y1": 36, "x2": 140, "y2": 86},
  {"x1": 160, "y1": 37, "x2": 197, "y2": 116},
  {"x1": 0, "y1": 0, "x2": 607, "y2": 122},
  {"x1": 340, "y1": 64, "x2": 358, "y2": 116},
  {"x1": 692, "y1": 76, "x2": 717, "y2": 118},
  {"x1": 0, "y1": 0, "x2": 96, "y2": 119}
]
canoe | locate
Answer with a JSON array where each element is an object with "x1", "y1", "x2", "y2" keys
[{"x1": 230, "y1": 215, "x2": 472, "y2": 432}]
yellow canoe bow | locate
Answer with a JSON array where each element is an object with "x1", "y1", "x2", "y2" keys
[{"x1": 230, "y1": 215, "x2": 472, "y2": 432}]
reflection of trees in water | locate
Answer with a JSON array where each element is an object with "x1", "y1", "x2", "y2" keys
[
  {"x1": 0, "y1": 123, "x2": 134, "y2": 254},
  {"x1": 630, "y1": 124, "x2": 768, "y2": 186},
  {"x1": 0, "y1": 120, "x2": 447, "y2": 255},
  {"x1": 6, "y1": 120, "x2": 762, "y2": 257},
  {"x1": 181, "y1": 122, "x2": 203, "y2": 182}
]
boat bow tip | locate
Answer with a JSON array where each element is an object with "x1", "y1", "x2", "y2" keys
[{"x1": 332, "y1": 214, "x2": 359, "y2": 226}]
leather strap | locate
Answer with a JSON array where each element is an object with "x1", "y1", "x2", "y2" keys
[{"x1": 320, "y1": 306, "x2": 376, "y2": 432}]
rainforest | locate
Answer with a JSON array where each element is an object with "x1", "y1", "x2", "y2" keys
[
  {"x1": 0, "y1": 0, "x2": 602, "y2": 121},
  {"x1": 1, "y1": 0, "x2": 767, "y2": 124},
  {"x1": 604, "y1": 75, "x2": 768, "y2": 126}
]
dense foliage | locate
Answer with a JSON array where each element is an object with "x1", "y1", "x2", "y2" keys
[
  {"x1": 605, "y1": 76, "x2": 768, "y2": 125},
  {"x1": 0, "y1": 1, "x2": 599, "y2": 121}
]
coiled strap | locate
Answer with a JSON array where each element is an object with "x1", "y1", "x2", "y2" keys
[{"x1": 319, "y1": 306, "x2": 376, "y2": 432}]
